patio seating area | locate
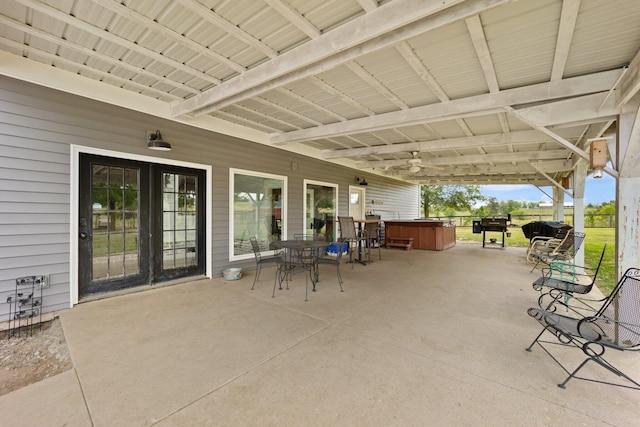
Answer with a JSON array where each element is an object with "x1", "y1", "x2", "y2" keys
[{"x1": 1, "y1": 243, "x2": 639, "y2": 426}]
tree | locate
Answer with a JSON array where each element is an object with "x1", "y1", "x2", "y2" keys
[{"x1": 421, "y1": 185, "x2": 484, "y2": 218}]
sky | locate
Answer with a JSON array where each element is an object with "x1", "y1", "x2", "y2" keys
[{"x1": 480, "y1": 173, "x2": 615, "y2": 206}]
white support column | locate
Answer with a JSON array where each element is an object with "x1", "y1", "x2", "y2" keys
[
  {"x1": 552, "y1": 186, "x2": 565, "y2": 222},
  {"x1": 616, "y1": 100, "x2": 640, "y2": 277},
  {"x1": 572, "y1": 160, "x2": 587, "y2": 267}
]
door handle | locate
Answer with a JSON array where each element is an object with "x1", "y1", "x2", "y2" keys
[{"x1": 79, "y1": 231, "x2": 88, "y2": 239}]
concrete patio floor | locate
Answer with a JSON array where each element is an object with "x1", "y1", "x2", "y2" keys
[{"x1": 1, "y1": 243, "x2": 639, "y2": 426}]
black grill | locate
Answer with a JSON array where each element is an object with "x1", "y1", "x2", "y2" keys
[
  {"x1": 473, "y1": 217, "x2": 509, "y2": 248},
  {"x1": 480, "y1": 218, "x2": 508, "y2": 232}
]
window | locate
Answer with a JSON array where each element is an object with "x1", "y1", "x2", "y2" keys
[
  {"x1": 230, "y1": 169, "x2": 287, "y2": 260},
  {"x1": 304, "y1": 180, "x2": 338, "y2": 242}
]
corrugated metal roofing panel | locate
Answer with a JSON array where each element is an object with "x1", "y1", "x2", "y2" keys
[
  {"x1": 408, "y1": 21, "x2": 489, "y2": 100},
  {"x1": 291, "y1": 0, "x2": 364, "y2": 33},
  {"x1": 463, "y1": 114, "x2": 504, "y2": 135},
  {"x1": 354, "y1": 46, "x2": 441, "y2": 108},
  {"x1": 429, "y1": 120, "x2": 472, "y2": 140},
  {"x1": 565, "y1": 0, "x2": 640, "y2": 77},
  {"x1": 2, "y1": 0, "x2": 638, "y2": 185},
  {"x1": 483, "y1": 0, "x2": 560, "y2": 89}
]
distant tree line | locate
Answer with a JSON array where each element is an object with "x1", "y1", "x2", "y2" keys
[{"x1": 421, "y1": 184, "x2": 615, "y2": 222}]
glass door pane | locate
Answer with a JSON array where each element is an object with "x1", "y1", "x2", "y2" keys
[
  {"x1": 162, "y1": 172, "x2": 199, "y2": 271},
  {"x1": 91, "y1": 165, "x2": 140, "y2": 280},
  {"x1": 304, "y1": 181, "x2": 337, "y2": 242}
]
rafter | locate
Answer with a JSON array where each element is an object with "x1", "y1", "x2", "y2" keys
[
  {"x1": 91, "y1": 0, "x2": 246, "y2": 73},
  {"x1": 0, "y1": 37, "x2": 181, "y2": 100},
  {"x1": 358, "y1": 149, "x2": 571, "y2": 169},
  {"x1": 0, "y1": 15, "x2": 200, "y2": 96},
  {"x1": 270, "y1": 70, "x2": 623, "y2": 145},
  {"x1": 264, "y1": 0, "x2": 321, "y2": 38},
  {"x1": 529, "y1": 163, "x2": 574, "y2": 197},
  {"x1": 13, "y1": 0, "x2": 222, "y2": 86},
  {"x1": 550, "y1": 0, "x2": 581, "y2": 81},
  {"x1": 465, "y1": 15, "x2": 499, "y2": 92},
  {"x1": 383, "y1": 160, "x2": 572, "y2": 176},
  {"x1": 357, "y1": 0, "x2": 379, "y2": 12},
  {"x1": 346, "y1": 62, "x2": 408, "y2": 109},
  {"x1": 175, "y1": 0, "x2": 278, "y2": 58},
  {"x1": 617, "y1": 48, "x2": 640, "y2": 107},
  {"x1": 171, "y1": 0, "x2": 509, "y2": 117},
  {"x1": 321, "y1": 130, "x2": 546, "y2": 158}
]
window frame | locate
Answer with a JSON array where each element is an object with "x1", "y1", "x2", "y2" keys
[
  {"x1": 229, "y1": 168, "x2": 288, "y2": 261},
  {"x1": 303, "y1": 179, "x2": 339, "y2": 240}
]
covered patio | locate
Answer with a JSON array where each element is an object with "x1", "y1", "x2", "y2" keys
[{"x1": 1, "y1": 244, "x2": 638, "y2": 426}]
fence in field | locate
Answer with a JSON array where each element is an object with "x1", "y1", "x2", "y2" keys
[{"x1": 428, "y1": 214, "x2": 615, "y2": 228}]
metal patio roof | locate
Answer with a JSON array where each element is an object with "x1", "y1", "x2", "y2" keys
[{"x1": 1, "y1": 0, "x2": 639, "y2": 185}]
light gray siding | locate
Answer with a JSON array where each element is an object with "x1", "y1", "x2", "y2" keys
[{"x1": 0, "y1": 75, "x2": 419, "y2": 321}]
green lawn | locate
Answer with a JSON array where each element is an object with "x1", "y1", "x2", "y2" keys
[{"x1": 455, "y1": 227, "x2": 616, "y2": 295}]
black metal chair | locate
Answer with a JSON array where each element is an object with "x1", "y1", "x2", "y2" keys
[
  {"x1": 526, "y1": 267, "x2": 640, "y2": 390},
  {"x1": 315, "y1": 240, "x2": 347, "y2": 292},
  {"x1": 250, "y1": 236, "x2": 282, "y2": 290},
  {"x1": 533, "y1": 243, "x2": 608, "y2": 314},
  {"x1": 528, "y1": 229, "x2": 585, "y2": 272}
]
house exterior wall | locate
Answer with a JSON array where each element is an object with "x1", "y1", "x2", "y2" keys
[{"x1": 0, "y1": 76, "x2": 420, "y2": 321}]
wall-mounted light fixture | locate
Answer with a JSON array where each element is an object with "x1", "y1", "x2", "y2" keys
[
  {"x1": 589, "y1": 138, "x2": 608, "y2": 179},
  {"x1": 355, "y1": 176, "x2": 368, "y2": 186},
  {"x1": 147, "y1": 130, "x2": 171, "y2": 151}
]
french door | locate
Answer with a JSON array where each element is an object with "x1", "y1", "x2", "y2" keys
[{"x1": 78, "y1": 154, "x2": 205, "y2": 298}]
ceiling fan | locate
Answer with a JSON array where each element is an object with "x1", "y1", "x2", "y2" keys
[
  {"x1": 391, "y1": 151, "x2": 443, "y2": 175},
  {"x1": 406, "y1": 151, "x2": 423, "y2": 174}
]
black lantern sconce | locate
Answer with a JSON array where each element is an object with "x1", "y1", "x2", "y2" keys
[
  {"x1": 355, "y1": 176, "x2": 368, "y2": 186},
  {"x1": 147, "y1": 130, "x2": 172, "y2": 151}
]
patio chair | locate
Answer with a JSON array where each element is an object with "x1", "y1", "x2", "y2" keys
[
  {"x1": 315, "y1": 240, "x2": 347, "y2": 292},
  {"x1": 250, "y1": 236, "x2": 283, "y2": 290},
  {"x1": 534, "y1": 243, "x2": 608, "y2": 314},
  {"x1": 526, "y1": 227, "x2": 570, "y2": 260},
  {"x1": 338, "y1": 216, "x2": 369, "y2": 267},
  {"x1": 364, "y1": 214, "x2": 382, "y2": 261},
  {"x1": 528, "y1": 229, "x2": 585, "y2": 272},
  {"x1": 526, "y1": 267, "x2": 640, "y2": 390}
]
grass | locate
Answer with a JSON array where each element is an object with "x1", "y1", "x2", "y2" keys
[{"x1": 455, "y1": 226, "x2": 616, "y2": 295}]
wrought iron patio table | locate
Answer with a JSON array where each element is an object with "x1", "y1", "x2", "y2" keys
[{"x1": 271, "y1": 240, "x2": 329, "y2": 298}]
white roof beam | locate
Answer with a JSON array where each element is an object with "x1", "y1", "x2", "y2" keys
[
  {"x1": 171, "y1": 0, "x2": 509, "y2": 117},
  {"x1": 550, "y1": 0, "x2": 581, "y2": 81},
  {"x1": 271, "y1": 70, "x2": 623, "y2": 144},
  {"x1": 512, "y1": 92, "x2": 619, "y2": 127},
  {"x1": 264, "y1": 0, "x2": 321, "y2": 38},
  {"x1": 465, "y1": 15, "x2": 499, "y2": 92},
  {"x1": 346, "y1": 62, "x2": 409, "y2": 109},
  {"x1": 617, "y1": 48, "x2": 640, "y2": 107},
  {"x1": 506, "y1": 105, "x2": 619, "y2": 178},
  {"x1": 358, "y1": 149, "x2": 570, "y2": 169},
  {"x1": 357, "y1": 0, "x2": 379, "y2": 12},
  {"x1": 529, "y1": 163, "x2": 574, "y2": 197},
  {"x1": 175, "y1": 0, "x2": 278, "y2": 58},
  {"x1": 322, "y1": 129, "x2": 546, "y2": 158},
  {"x1": 395, "y1": 42, "x2": 449, "y2": 101},
  {"x1": 384, "y1": 160, "x2": 571, "y2": 176}
]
